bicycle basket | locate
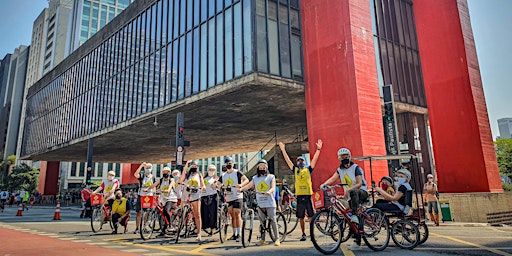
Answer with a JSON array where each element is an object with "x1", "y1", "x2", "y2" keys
[
  {"x1": 140, "y1": 195, "x2": 157, "y2": 209},
  {"x1": 90, "y1": 194, "x2": 103, "y2": 206},
  {"x1": 312, "y1": 189, "x2": 333, "y2": 210}
]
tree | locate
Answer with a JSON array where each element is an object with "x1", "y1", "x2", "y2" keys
[
  {"x1": 495, "y1": 138, "x2": 512, "y2": 179},
  {"x1": 0, "y1": 155, "x2": 16, "y2": 190},
  {"x1": 6, "y1": 163, "x2": 40, "y2": 194}
]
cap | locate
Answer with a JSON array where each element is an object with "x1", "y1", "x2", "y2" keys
[
  {"x1": 208, "y1": 164, "x2": 217, "y2": 170},
  {"x1": 224, "y1": 156, "x2": 233, "y2": 164},
  {"x1": 427, "y1": 174, "x2": 434, "y2": 179},
  {"x1": 296, "y1": 156, "x2": 305, "y2": 162},
  {"x1": 381, "y1": 176, "x2": 393, "y2": 184}
]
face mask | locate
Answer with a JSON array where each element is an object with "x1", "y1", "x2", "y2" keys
[
  {"x1": 257, "y1": 169, "x2": 266, "y2": 176},
  {"x1": 381, "y1": 183, "x2": 389, "y2": 190},
  {"x1": 395, "y1": 177, "x2": 406, "y2": 185},
  {"x1": 86, "y1": 185, "x2": 91, "y2": 189},
  {"x1": 145, "y1": 169, "x2": 152, "y2": 174},
  {"x1": 189, "y1": 167, "x2": 197, "y2": 173},
  {"x1": 108, "y1": 176, "x2": 114, "y2": 181},
  {"x1": 225, "y1": 165, "x2": 232, "y2": 170},
  {"x1": 115, "y1": 195, "x2": 122, "y2": 200},
  {"x1": 428, "y1": 178, "x2": 434, "y2": 182},
  {"x1": 298, "y1": 163, "x2": 305, "y2": 168},
  {"x1": 208, "y1": 171, "x2": 215, "y2": 176},
  {"x1": 163, "y1": 173, "x2": 169, "y2": 178}
]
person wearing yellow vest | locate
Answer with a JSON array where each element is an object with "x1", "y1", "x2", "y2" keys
[
  {"x1": 279, "y1": 139, "x2": 323, "y2": 242},
  {"x1": 133, "y1": 162, "x2": 155, "y2": 234},
  {"x1": 111, "y1": 189, "x2": 131, "y2": 234}
]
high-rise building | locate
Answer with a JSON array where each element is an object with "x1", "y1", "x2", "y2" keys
[
  {"x1": 0, "y1": 46, "x2": 30, "y2": 160},
  {"x1": 41, "y1": 0, "x2": 73, "y2": 75},
  {"x1": 498, "y1": 118, "x2": 512, "y2": 139},
  {"x1": 68, "y1": 0, "x2": 134, "y2": 53}
]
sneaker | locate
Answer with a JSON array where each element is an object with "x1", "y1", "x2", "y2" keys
[
  {"x1": 258, "y1": 240, "x2": 267, "y2": 245},
  {"x1": 300, "y1": 234, "x2": 307, "y2": 241},
  {"x1": 350, "y1": 215, "x2": 359, "y2": 223},
  {"x1": 274, "y1": 240, "x2": 280, "y2": 246},
  {"x1": 196, "y1": 237, "x2": 202, "y2": 242},
  {"x1": 347, "y1": 242, "x2": 363, "y2": 251},
  {"x1": 235, "y1": 235, "x2": 241, "y2": 242},
  {"x1": 111, "y1": 231, "x2": 118, "y2": 234},
  {"x1": 228, "y1": 235, "x2": 237, "y2": 241},
  {"x1": 133, "y1": 229, "x2": 139, "y2": 234}
]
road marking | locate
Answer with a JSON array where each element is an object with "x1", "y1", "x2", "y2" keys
[
  {"x1": 121, "y1": 249, "x2": 151, "y2": 253},
  {"x1": 143, "y1": 253, "x2": 170, "y2": 256},
  {"x1": 431, "y1": 232, "x2": 512, "y2": 256},
  {"x1": 103, "y1": 245, "x2": 128, "y2": 249},
  {"x1": 72, "y1": 239, "x2": 92, "y2": 243},
  {"x1": 59, "y1": 237, "x2": 77, "y2": 240},
  {"x1": 87, "y1": 242, "x2": 109, "y2": 245},
  {"x1": 115, "y1": 241, "x2": 213, "y2": 256},
  {"x1": 339, "y1": 244, "x2": 355, "y2": 256},
  {"x1": 190, "y1": 241, "x2": 221, "y2": 253}
]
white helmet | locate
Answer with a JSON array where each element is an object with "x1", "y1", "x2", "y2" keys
[
  {"x1": 337, "y1": 148, "x2": 351, "y2": 158},
  {"x1": 397, "y1": 169, "x2": 412, "y2": 182}
]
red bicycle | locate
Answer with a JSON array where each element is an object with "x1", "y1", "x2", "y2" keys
[
  {"x1": 89, "y1": 194, "x2": 113, "y2": 233},
  {"x1": 139, "y1": 193, "x2": 181, "y2": 240}
]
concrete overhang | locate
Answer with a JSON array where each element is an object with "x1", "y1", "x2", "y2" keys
[{"x1": 22, "y1": 73, "x2": 307, "y2": 163}]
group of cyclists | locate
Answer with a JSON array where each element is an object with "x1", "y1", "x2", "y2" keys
[{"x1": 89, "y1": 138, "x2": 417, "y2": 251}]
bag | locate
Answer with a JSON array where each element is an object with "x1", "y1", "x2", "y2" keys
[{"x1": 435, "y1": 191, "x2": 440, "y2": 199}]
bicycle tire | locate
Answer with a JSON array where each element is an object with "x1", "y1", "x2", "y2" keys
[
  {"x1": 391, "y1": 219, "x2": 420, "y2": 249},
  {"x1": 284, "y1": 207, "x2": 299, "y2": 235},
  {"x1": 184, "y1": 210, "x2": 196, "y2": 238},
  {"x1": 90, "y1": 207, "x2": 104, "y2": 233},
  {"x1": 242, "y1": 209, "x2": 254, "y2": 247},
  {"x1": 310, "y1": 209, "x2": 343, "y2": 255},
  {"x1": 362, "y1": 208, "x2": 390, "y2": 251},
  {"x1": 417, "y1": 222, "x2": 429, "y2": 245},
  {"x1": 269, "y1": 211, "x2": 287, "y2": 242},
  {"x1": 219, "y1": 204, "x2": 229, "y2": 243},
  {"x1": 175, "y1": 205, "x2": 189, "y2": 243},
  {"x1": 140, "y1": 209, "x2": 156, "y2": 240}
]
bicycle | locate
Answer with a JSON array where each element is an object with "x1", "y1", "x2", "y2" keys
[
  {"x1": 139, "y1": 192, "x2": 181, "y2": 240},
  {"x1": 241, "y1": 190, "x2": 287, "y2": 247},
  {"x1": 310, "y1": 184, "x2": 390, "y2": 254},
  {"x1": 89, "y1": 194, "x2": 113, "y2": 233},
  {"x1": 217, "y1": 185, "x2": 234, "y2": 243},
  {"x1": 175, "y1": 183, "x2": 200, "y2": 243}
]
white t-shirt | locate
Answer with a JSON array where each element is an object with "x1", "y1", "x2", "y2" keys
[
  {"x1": 252, "y1": 174, "x2": 277, "y2": 208},
  {"x1": 139, "y1": 174, "x2": 155, "y2": 196},
  {"x1": 159, "y1": 178, "x2": 177, "y2": 202},
  {"x1": 101, "y1": 179, "x2": 119, "y2": 200},
  {"x1": 202, "y1": 176, "x2": 218, "y2": 197},
  {"x1": 219, "y1": 170, "x2": 244, "y2": 202},
  {"x1": 183, "y1": 173, "x2": 201, "y2": 202}
]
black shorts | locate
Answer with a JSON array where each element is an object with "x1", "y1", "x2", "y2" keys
[
  {"x1": 227, "y1": 199, "x2": 243, "y2": 209},
  {"x1": 134, "y1": 196, "x2": 142, "y2": 212},
  {"x1": 296, "y1": 195, "x2": 314, "y2": 219}
]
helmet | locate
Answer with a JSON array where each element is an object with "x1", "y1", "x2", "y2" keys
[
  {"x1": 296, "y1": 156, "x2": 306, "y2": 162},
  {"x1": 207, "y1": 164, "x2": 217, "y2": 170},
  {"x1": 397, "y1": 169, "x2": 411, "y2": 181},
  {"x1": 163, "y1": 167, "x2": 171, "y2": 172},
  {"x1": 224, "y1": 156, "x2": 233, "y2": 164},
  {"x1": 257, "y1": 159, "x2": 268, "y2": 169},
  {"x1": 189, "y1": 160, "x2": 198, "y2": 166},
  {"x1": 381, "y1": 176, "x2": 393, "y2": 185},
  {"x1": 107, "y1": 170, "x2": 115, "y2": 176},
  {"x1": 145, "y1": 163, "x2": 153, "y2": 169},
  {"x1": 172, "y1": 169, "x2": 180, "y2": 176},
  {"x1": 427, "y1": 174, "x2": 434, "y2": 179},
  {"x1": 337, "y1": 148, "x2": 351, "y2": 158}
]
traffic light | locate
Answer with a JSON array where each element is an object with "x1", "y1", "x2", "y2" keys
[
  {"x1": 86, "y1": 166, "x2": 92, "y2": 184},
  {"x1": 384, "y1": 103, "x2": 394, "y2": 121},
  {"x1": 176, "y1": 112, "x2": 185, "y2": 147}
]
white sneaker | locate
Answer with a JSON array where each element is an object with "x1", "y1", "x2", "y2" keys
[
  {"x1": 347, "y1": 242, "x2": 363, "y2": 251},
  {"x1": 350, "y1": 215, "x2": 359, "y2": 223}
]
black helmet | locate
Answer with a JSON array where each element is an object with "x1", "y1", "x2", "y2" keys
[{"x1": 224, "y1": 156, "x2": 233, "y2": 164}]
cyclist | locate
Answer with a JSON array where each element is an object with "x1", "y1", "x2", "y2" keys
[
  {"x1": 178, "y1": 160, "x2": 206, "y2": 242},
  {"x1": 320, "y1": 147, "x2": 369, "y2": 250},
  {"x1": 0, "y1": 189, "x2": 8, "y2": 212},
  {"x1": 239, "y1": 159, "x2": 280, "y2": 246},
  {"x1": 280, "y1": 179, "x2": 293, "y2": 210},
  {"x1": 133, "y1": 162, "x2": 155, "y2": 234},
  {"x1": 92, "y1": 170, "x2": 119, "y2": 209},
  {"x1": 201, "y1": 164, "x2": 219, "y2": 236},
  {"x1": 279, "y1": 139, "x2": 323, "y2": 242},
  {"x1": 213, "y1": 157, "x2": 249, "y2": 242},
  {"x1": 148, "y1": 166, "x2": 178, "y2": 235},
  {"x1": 373, "y1": 169, "x2": 413, "y2": 215},
  {"x1": 111, "y1": 189, "x2": 131, "y2": 234}
]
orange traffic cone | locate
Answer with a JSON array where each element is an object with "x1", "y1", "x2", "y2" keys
[
  {"x1": 53, "y1": 201, "x2": 61, "y2": 220},
  {"x1": 16, "y1": 204, "x2": 23, "y2": 216}
]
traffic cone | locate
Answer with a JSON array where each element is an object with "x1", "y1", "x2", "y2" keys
[
  {"x1": 16, "y1": 204, "x2": 23, "y2": 216},
  {"x1": 53, "y1": 201, "x2": 61, "y2": 220}
]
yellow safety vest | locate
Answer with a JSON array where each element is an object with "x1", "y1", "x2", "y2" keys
[
  {"x1": 294, "y1": 167, "x2": 313, "y2": 196},
  {"x1": 112, "y1": 198, "x2": 128, "y2": 215}
]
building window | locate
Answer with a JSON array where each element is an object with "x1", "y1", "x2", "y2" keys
[{"x1": 70, "y1": 162, "x2": 77, "y2": 177}]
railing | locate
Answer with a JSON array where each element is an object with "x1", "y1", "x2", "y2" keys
[{"x1": 242, "y1": 131, "x2": 278, "y2": 173}]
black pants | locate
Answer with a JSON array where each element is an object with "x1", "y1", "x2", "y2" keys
[
  {"x1": 349, "y1": 189, "x2": 368, "y2": 244},
  {"x1": 112, "y1": 213, "x2": 129, "y2": 232},
  {"x1": 162, "y1": 201, "x2": 175, "y2": 229},
  {"x1": 201, "y1": 194, "x2": 217, "y2": 229}
]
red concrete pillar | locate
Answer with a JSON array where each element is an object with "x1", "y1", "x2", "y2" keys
[
  {"x1": 121, "y1": 163, "x2": 141, "y2": 185},
  {"x1": 38, "y1": 161, "x2": 59, "y2": 195},
  {"x1": 300, "y1": 0, "x2": 388, "y2": 189},
  {"x1": 413, "y1": 0, "x2": 502, "y2": 192}
]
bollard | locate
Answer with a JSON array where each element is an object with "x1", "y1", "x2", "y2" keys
[
  {"x1": 53, "y1": 201, "x2": 61, "y2": 220},
  {"x1": 16, "y1": 204, "x2": 23, "y2": 216}
]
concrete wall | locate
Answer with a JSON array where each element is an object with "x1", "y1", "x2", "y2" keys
[{"x1": 439, "y1": 192, "x2": 512, "y2": 223}]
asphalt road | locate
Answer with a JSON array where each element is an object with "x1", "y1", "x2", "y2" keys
[{"x1": 1, "y1": 205, "x2": 511, "y2": 256}]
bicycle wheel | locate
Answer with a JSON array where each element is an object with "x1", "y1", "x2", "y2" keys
[
  {"x1": 175, "y1": 205, "x2": 189, "y2": 243},
  {"x1": 310, "y1": 209, "x2": 343, "y2": 255},
  {"x1": 184, "y1": 210, "x2": 196, "y2": 238},
  {"x1": 140, "y1": 209, "x2": 157, "y2": 240},
  {"x1": 362, "y1": 208, "x2": 390, "y2": 251},
  {"x1": 219, "y1": 204, "x2": 229, "y2": 243},
  {"x1": 269, "y1": 211, "x2": 287, "y2": 242},
  {"x1": 90, "y1": 207, "x2": 104, "y2": 233},
  {"x1": 241, "y1": 209, "x2": 254, "y2": 248},
  {"x1": 391, "y1": 219, "x2": 420, "y2": 249},
  {"x1": 284, "y1": 207, "x2": 299, "y2": 235},
  {"x1": 417, "y1": 222, "x2": 429, "y2": 245}
]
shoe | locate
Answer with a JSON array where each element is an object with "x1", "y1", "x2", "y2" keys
[
  {"x1": 228, "y1": 235, "x2": 238, "y2": 241},
  {"x1": 300, "y1": 234, "x2": 307, "y2": 241},
  {"x1": 274, "y1": 240, "x2": 280, "y2": 246},
  {"x1": 347, "y1": 242, "x2": 363, "y2": 251},
  {"x1": 235, "y1": 235, "x2": 241, "y2": 242},
  {"x1": 350, "y1": 215, "x2": 359, "y2": 223},
  {"x1": 196, "y1": 237, "x2": 202, "y2": 242},
  {"x1": 111, "y1": 231, "x2": 118, "y2": 234},
  {"x1": 133, "y1": 229, "x2": 139, "y2": 234},
  {"x1": 123, "y1": 227, "x2": 127, "y2": 234},
  {"x1": 258, "y1": 240, "x2": 267, "y2": 245}
]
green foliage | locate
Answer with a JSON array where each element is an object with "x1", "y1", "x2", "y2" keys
[
  {"x1": 503, "y1": 183, "x2": 512, "y2": 192},
  {"x1": 495, "y1": 138, "x2": 512, "y2": 178},
  {"x1": 6, "y1": 163, "x2": 40, "y2": 194}
]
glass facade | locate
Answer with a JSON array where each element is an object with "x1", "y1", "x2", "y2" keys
[
  {"x1": 23, "y1": 0, "x2": 303, "y2": 157},
  {"x1": 80, "y1": 0, "x2": 134, "y2": 44}
]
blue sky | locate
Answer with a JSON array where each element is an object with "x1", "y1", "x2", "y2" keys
[{"x1": 0, "y1": 0, "x2": 510, "y2": 139}]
